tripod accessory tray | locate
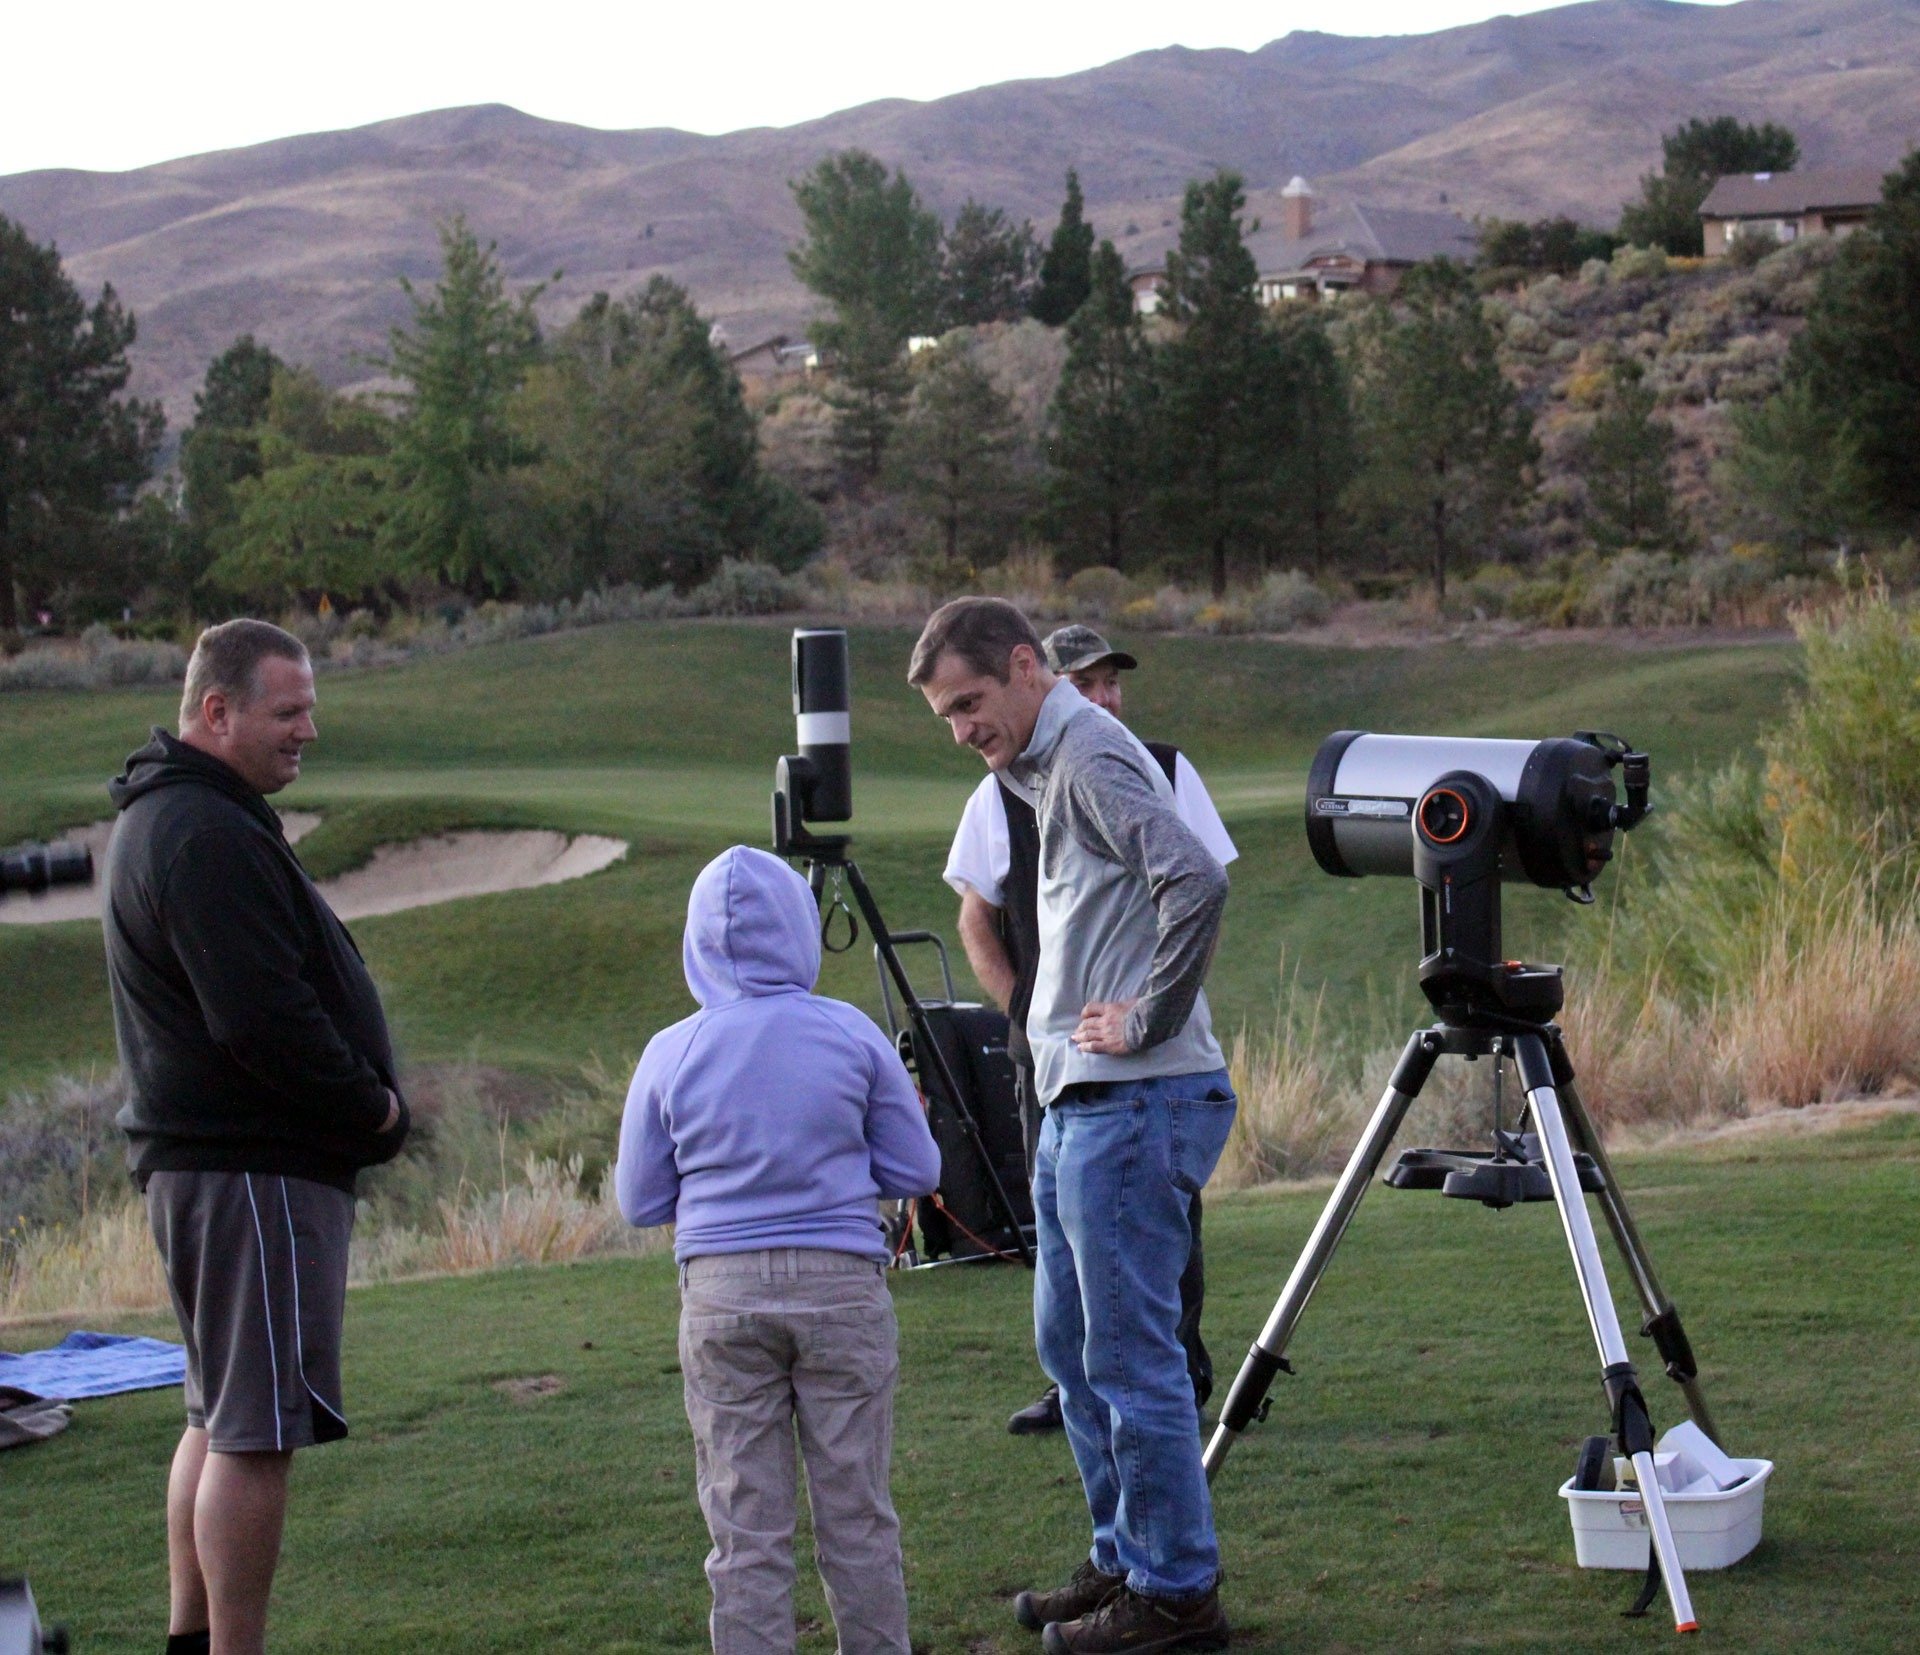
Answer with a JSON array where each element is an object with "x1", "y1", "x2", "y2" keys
[
  {"x1": 1561, "y1": 1458, "x2": 1772, "y2": 1571},
  {"x1": 1386, "y1": 1145, "x2": 1605, "y2": 1206}
]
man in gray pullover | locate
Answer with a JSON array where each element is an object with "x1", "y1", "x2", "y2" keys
[{"x1": 911, "y1": 598, "x2": 1235, "y2": 1655}]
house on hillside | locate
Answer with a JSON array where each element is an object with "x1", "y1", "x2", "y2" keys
[
  {"x1": 1698, "y1": 167, "x2": 1886, "y2": 256},
  {"x1": 1129, "y1": 177, "x2": 1477, "y2": 313},
  {"x1": 727, "y1": 334, "x2": 818, "y2": 381}
]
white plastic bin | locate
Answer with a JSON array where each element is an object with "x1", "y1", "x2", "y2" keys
[{"x1": 1559, "y1": 1457, "x2": 1773, "y2": 1570}]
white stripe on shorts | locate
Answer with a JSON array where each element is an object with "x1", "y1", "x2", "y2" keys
[
  {"x1": 243, "y1": 1173, "x2": 284, "y2": 1452},
  {"x1": 280, "y1": 1177, "x2": 347, "y2": 1429}
]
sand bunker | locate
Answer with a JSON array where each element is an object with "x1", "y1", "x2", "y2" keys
[
  {"x1": 319, "y1": 831, "x2": 627, "y2": 920},
  {"x1": 0, "y1": 817, "x2": 625, "y2": 926}
]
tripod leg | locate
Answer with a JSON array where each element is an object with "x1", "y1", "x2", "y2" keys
[
  {"x1": 840, "y1": 859, "x2": 1035, "y2": 1267},
  {"x1": 1203, "y1": 1028, "x2": 1442, "y2": 1481},
  {"x1": 1547, "y1": 1038, "x2": 1720, "y2": 1443},
  {"x1": 1515, "y1": 1036, "x2": 1699, "y2": 1635}
]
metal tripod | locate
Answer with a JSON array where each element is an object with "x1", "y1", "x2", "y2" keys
[
  {"x1": 789, "y1": 826, "x2": 1035, "y2": 1268},
  {"x1": 1203, "y1": 1015, "x2": 1713, "y2": 1634}
]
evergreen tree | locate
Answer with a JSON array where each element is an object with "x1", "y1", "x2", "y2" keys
[
  {"x1": 1583, "y1": 361, "x2": 1677, "y2": 548},
  {"x1": 1153, "y1": 171, "x2": 1291, "y2": 597},
  {"x1": 788, "y1": 151, "x2": 943, "y2": 478},
  {"x1": 939, "y1": 200, "x2": 1038, "y2": 328},
  {"x1": 382, "y1": 215, "x2": 547, "y2": 596},
  {"x1": 1348, "y1": 260, "x2": 1537, "y2": 604},
  {"x1": 0, "y1": 214, "x2": 163, "y2": 631},
  {"x1": 1788, "y1": 149, "x2": 1920, "y2": 527},
  {"x1": 1031, "y1": 170, "x2": 1097, "y2": 326},
  {"x1": 1269, "y1": 310, "x2": 1359, "y2": 574},
  {"x1": 180, "y1": 336, "x2": 282, "y2": 533},
  {"x1": 1720, "y1": 380, "x2": 1877, "y2": 555},
  {"x1": 512, "y1": 280, "x2": 789, "y2": 590},
  {"x1": 1620, "y1": 116, "x2": 1800, "y2": 256},
  {"x1": 1045, "y1": 241, "x2": 1155, "y2": 569},
  {"x1": 887, "y1": 344, "x2": 1026, "y2": 577},
  {"x1": 210, "y1": 368, "x2": 395, "y2": 606}
]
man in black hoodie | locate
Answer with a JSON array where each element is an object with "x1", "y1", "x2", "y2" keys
[{"x1": 104, "y1": 618, "x2": 408, "y2": 1655}]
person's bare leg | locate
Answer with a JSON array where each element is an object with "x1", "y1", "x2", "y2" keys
[
  {"x1": 194, "y1": 1448, "x2": 293, "y2": 1655},
  {"x1": 167, "y1": 1427, "x2": 212, "y2": 1635}
]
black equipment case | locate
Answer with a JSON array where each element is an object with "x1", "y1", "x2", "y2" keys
[{"x1": 878, "y1": 935, "x2": 1034, "y2": 1261}]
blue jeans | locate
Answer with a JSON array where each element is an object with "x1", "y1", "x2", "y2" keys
[{"x1": 1032, "y1": 1069, "x2": 1237, "y2": 1600}]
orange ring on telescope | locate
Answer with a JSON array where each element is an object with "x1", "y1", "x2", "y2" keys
[{"x1": 1419, "y1": 787, "x2": 1472, "y2": 844}]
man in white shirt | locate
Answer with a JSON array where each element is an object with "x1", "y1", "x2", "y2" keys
[{"x1": 943, "y1": 624, "x2": 1236, "y2": 1434}]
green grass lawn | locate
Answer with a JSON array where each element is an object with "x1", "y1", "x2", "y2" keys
[
  {"x1": 0, "y1": 621, "x2": 1798, "y2": 1095},
  {"x1": 6, "y1": 1111, "x2": 1915, "y2": 1652}
]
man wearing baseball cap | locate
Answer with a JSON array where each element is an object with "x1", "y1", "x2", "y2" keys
[{"x1": 944, "y1": 623, "x2": 1237, "y2": 1435}]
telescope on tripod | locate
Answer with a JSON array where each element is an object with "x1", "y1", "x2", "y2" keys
[
  {"x1": 1208, "y1": 730, "x2": 1719, "y2": 1634},
  {"x1": 773, "y1": 628, "x2": 1033, "y2": 1266}
]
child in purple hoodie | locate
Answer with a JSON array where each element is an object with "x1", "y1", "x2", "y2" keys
[{"x1": 617, "y1": 845, "x2": 942, "y2": 1655}]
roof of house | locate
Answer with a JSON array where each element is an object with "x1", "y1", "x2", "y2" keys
[
  {"x1": 1257, "y1": 200, "x2": 1478, "y2": 273},
  {"x1": 1699, "y1": 167, "x2": 1888, "y2": 219},
  {"x1": 1128, "y1": 196, "x2": 1476, "y2": 282}
]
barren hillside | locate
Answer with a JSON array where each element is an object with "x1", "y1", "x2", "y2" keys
[{"x1": 1, "y1": 0, "x2": 1914, "y2": 429}]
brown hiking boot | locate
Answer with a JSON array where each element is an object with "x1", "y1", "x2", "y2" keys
[
  {"x1": 1040, "y1": 1583, "x2": 1229, "y2": 1654},
  {"x1": 1014, "y1": 1558, "x2": 1127, "y2": 1632}
]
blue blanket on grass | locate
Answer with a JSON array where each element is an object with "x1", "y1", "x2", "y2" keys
[{"x1": 0, "y1": 1331, "x2": 185, "y2": 1400}]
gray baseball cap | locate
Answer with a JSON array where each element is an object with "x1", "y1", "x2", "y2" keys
[{"x1": 1042, "y1": 624, "x2": 1138, "y2": 675}]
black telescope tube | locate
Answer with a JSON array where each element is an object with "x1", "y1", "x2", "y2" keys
[
  {"x1": 792, "y1": 629, "x2": 852, "y2": 824},
  {"x1": 0, "y1": 841, "x2": 95, "y2": 894}
]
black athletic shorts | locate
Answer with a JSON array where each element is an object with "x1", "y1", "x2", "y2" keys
[{"x1": 145, "y1": 1170, "x2": 355, "y2": 1452}]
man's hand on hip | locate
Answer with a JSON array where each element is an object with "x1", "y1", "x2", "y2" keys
[{"x1": 1073, "y1": 1000, "x2": 1137, "y2": 1056}]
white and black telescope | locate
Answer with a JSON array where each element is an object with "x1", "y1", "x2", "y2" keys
[
  {"x1": 772, "y1": 628, "x2": 852, "y2": 854},
  {"x1": 1306, "y1": 731, "x2": 1648, "y2": 895},
  {"x1": 1306, "y1": 730, "x2": 1651, "y2": 1023}
]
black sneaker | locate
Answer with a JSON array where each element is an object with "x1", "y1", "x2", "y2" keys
[
  {"x1": 1013, "y1": 1558, "x2": 1127, "y2": 1632},
  {"x1": 1040, "y1": 1583, "x2": 1229, "y2": 1653},
  {"x1": 1007, "y1": 1382, "x2": 1065, "y2": 1435}
]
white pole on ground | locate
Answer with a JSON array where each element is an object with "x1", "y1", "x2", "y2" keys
[{"x1": 1523, "y1": 1059, "x2": 1699, "y2": 1635}]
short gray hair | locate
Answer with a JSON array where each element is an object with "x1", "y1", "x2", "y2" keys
[
  {"x1": 907, "y1": 597, "x2": 1043, "y2": 687},
  {"x1": 180, "y1": 619, "x2": 309, "y2": 727}
]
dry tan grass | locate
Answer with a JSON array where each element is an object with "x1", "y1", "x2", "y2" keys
[
  {"x1": 2, "y1": 1158, "x2": 669, "y2": 1324},
  {"x1": 1214, "y1": 984, "x2": 1365, "y2": 1190},
  {"x1": 0, "y1": 1202, "x2": 168, "y2": 1323},
  {"x1": 1716, "y1": 888, "x2": 1920, "y2": 1108}
]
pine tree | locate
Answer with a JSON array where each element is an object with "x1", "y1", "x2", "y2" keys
[
  {"x1": 382, "y1": 216, "x2": 548, "y2": 596},
  {"x1": 1153, "y1": 171, "x2": 1292, "y2": 597},
  {"x1": 1031, "y1": 170, "x2": 1097, "y2": 326},
  {"x1": 1789, "y1": 149, "x2": 1920, "y2": 527},
  {"x1": 887, "y1": 344, "x2": 1026, "y2": 577},
  {"x1": 1045, "y1": 241, "x2": 1155, "y2": 569},
  {"x1": 788, "y1": 151, "x2": 943, "y2": 478},
  {"x1": 1348, "y1": 260, "x2": 1537, "y2": 604},
  {"x1": 1584, "y1": 361, "x2": 1677, "y2": 549},
  {"x1": 179, "y1": 335, "x2": 283, "y2": 588},
  {"x1": 0, "y1": 214, "x2": 163, "y2": 631},
  {"x1": 1269, "y1": 310, "x2": 1358, "y2": 574},
  {"x1": 940, "y1": 200, "x2": 1037, "y2": 328}
]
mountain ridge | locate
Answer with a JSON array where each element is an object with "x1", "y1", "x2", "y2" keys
[{"x1": 2, "y1": 0, "x2": 1915, "y2": 428}]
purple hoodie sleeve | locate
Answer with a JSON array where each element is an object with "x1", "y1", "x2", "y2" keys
[
  {"x1": 860, "y1": 1023, "x2": 943, "y2": 1199},
  {"x1": 615, "y1": 1035, "x2": 683, "y2": 1228}
]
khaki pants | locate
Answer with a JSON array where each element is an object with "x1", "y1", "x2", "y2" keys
[{"x1": 679, "y1": 1248, "x2": 909, "y2": 1655}]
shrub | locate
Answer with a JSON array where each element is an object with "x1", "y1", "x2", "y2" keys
[
  {"x1": 1246, "y1": 569, "x2": 1332, "y2": 632},
  {"x1": 683, "y1": 559, "x2": 803, "y2": 617},
  {"x1": 1062, "y1": 565, "x2": 1135, "y2": 618}
]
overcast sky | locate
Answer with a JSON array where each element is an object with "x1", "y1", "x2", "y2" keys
[{"x1": 2, "y1": 0, "x2": 1740, "y2": 179}]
